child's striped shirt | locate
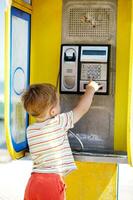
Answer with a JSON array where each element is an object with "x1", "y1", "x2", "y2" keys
[{"x1": 27, "y1": 111, "x2": 77, "y2": 176}]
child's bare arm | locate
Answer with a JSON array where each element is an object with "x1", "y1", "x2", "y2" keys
[{"x1": 72, "y1": 81, "x2": 101, "y2": 124}]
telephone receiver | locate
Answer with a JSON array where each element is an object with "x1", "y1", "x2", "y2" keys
[{"x1": 64, "y1": 52, "x2": 76, "y2": 62}]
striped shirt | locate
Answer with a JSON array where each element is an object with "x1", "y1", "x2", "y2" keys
[{"x1": 27, "y1": 111, "x2": 77, "y2": 176}]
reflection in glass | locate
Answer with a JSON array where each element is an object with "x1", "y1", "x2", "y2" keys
[{"x1": 23, "y1": 0, "x2": 32, "y2": 5}]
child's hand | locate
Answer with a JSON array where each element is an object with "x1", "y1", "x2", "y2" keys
[{"x1": 86, "y1": 81, "x2": 102, "y2": 92}]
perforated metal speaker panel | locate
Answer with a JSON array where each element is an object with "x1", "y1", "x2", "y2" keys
[
  {"x1": 62, "y1": 0, "x2": 116, "y2": 44},
  {"x1": 61, "y1": 0, "x2": 117, "y2": 153}
]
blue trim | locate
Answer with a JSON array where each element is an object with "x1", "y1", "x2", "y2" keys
[
  {"x1": 11, "y1": 6, "x2": 30, "y2": 21},
  {"x1": 10, "y1": 7, "x2": 31, "y2": 152}
]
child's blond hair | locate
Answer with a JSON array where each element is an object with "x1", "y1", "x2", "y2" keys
[{"x1": 21, "y1": 83, "x2": 57, "y2": 117}]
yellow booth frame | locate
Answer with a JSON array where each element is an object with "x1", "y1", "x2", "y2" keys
[{"x1": 4, "y1": 0, "x2": 133, "y2": 199}]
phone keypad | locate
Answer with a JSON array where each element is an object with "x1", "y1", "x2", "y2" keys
[
  {"x1": 87, "y1": 65, "x2": 101, "y2": 80},
  {"x1": 81, "y1": 63, "x2": 107, "y2": 81}
]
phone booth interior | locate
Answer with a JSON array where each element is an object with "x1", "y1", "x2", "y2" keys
[
  {"x1": 60, "y1": 0, "x2": 116, "y2": 156},
  {"x1": 5, "y1": 0, "x2": 133, "y2": 199},
  {"x1": 29, "y1": 0, "x2": 133, "y2": 163}
]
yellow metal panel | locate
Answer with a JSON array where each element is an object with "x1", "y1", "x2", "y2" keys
[
  {"x1": 65, "y1": 162, "x2": 117, "y2": 200},
  {"x1": 4, "y1": 4, "x2": 25, "y2": 159},
  {"x1": 114, "y1": 0, "x2": 132, "y2": 151},
  {"x1": 127, "y1": 0, "x2": 133, "y2": 165},
  {"x1": 12, "y1": 0, "x2": 32, "y2": 14},
  {"x1": 30, "y1": 0, "x2": 62, "y2": 86},
  {"x1": 13, "y1": 0, "x2": 32, "y2": 10}
]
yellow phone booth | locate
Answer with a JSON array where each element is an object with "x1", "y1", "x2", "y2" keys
[{"x1": 4, "y1": 0, "x2": 133, "y2": 199}]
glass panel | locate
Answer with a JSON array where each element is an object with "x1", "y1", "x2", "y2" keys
[
  {"x1": 23, "y1": 0, "x2": 32, "y2": 5},
  {"x1": 10, "y1": 7, "x2": 30, "y2": 151}
]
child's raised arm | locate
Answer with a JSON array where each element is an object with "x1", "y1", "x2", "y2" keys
[{"x1": 73, "y1": 81, "x2": 101, "y2": 124}]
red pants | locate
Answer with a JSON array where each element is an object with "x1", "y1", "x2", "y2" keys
[{"x1": 24, "y1": 173, "x2": 66, "y2": 200}]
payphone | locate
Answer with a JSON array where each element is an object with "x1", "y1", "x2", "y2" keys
[
  {"x1": 60, "y1": 0, "x2": 116, "y2": 153},
  {"x1": 60, "y1": 45, "x2": 109, "y2": 94}
]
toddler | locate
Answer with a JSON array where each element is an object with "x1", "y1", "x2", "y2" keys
[{"x1": 22, "y1": 81, "x2": 101, "y2": 200}]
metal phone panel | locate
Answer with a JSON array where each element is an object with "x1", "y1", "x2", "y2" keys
[
  {"x1": 62, "y1": 0, "x2": 116, "y2": 44},
  {"x1": 61, "y1": 94, "x2": 114, "y2": 152},
  {"x1": 61, "y1": 0, "x2": 116, "y2": 154}
]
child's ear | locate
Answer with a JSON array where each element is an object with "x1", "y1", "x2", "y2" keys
[{"x1": 49, "y1": 107, "x2": 55, "y2": 117}]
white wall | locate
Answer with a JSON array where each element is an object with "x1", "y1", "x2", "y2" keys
[{"x1": 0, "y1": 155, "x2": 32, "y2": 200}]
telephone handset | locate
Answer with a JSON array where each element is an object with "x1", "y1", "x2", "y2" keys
[
  {"x1": 64, "y1": 48, "x2": 76, "y2": 62},
  {"x1": 60, "y1": 44, "x2": 109, "y2": 94}
]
